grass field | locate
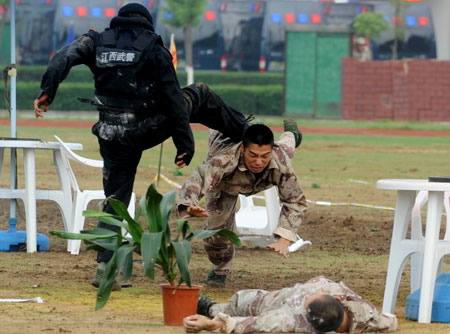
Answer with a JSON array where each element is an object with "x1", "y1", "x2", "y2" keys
[{"x1": 0, "y1": 118, "x2": 450, "y2": 333}]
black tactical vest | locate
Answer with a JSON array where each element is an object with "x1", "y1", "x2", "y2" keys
[{"x1": 92, "y1": 28, "x2": 159, "y2": 111}]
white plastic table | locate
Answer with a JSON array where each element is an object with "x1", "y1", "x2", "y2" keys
[
  {"x1": 0, "y1": 139, "x2": 83, "y2": 253},
  {"x1": 376, "y1": 178, "x2": 450, "y2": 323}
]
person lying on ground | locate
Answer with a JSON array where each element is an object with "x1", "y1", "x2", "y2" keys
[{"x1": 184, "y1": 275, "x2": 398, "y2": 333}]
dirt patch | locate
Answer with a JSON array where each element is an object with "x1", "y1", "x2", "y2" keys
[
  {"x1": 0, "y1": 192, "x2": 419, "y2": 333},
  {"x1": 0, "y1": 120, "x2": 447, "y2": 333}
]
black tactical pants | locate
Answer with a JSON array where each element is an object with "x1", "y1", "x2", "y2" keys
[
  {"x1": 96, "y1": 82, "x2": 248, "y2": 263},
  {"x1": 182, "y1": 82, "x2": 248, "y2": 142}
]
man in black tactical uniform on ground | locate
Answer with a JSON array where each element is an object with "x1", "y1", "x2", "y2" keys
[{"x1": 33, "y1": 3, "x2": 249, "y2": 290}]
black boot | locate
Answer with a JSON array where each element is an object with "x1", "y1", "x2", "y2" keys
[
  {"x1": 283, "y1": 119, "x2": 302, "y2": 148},
  {"x1": 205, "y1": 268, "x2": 227, "y2": 287}
]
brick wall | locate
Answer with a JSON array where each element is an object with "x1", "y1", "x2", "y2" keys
[{"x1": 341, "y1": 58, "x2": 450, "y2": 121}]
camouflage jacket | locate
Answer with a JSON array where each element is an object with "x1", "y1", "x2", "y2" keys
[
  {"x1": 176, "y1": 133, "x2": 307, "y2": 242},
  {"x1": 211, "y1": 276, "x2": 398, "y2": 333}
]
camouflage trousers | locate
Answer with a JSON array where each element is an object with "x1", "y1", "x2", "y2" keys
[
  {"x1": 210, "y1": 285, "x2": 296, "y2": 317},
  {"x1": 210, "y1": 289, "x2": 271, "y2": 317},
  {"x1": 204, "y1": 131, "x2": 296, "y2": 275}
]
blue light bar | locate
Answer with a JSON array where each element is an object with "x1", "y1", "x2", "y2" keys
[
  {"x1": 62, "y1": 6, "x2": 73, "y2": 17},
  {"x1": 271, "y1": 13, "x2": 281, "y2": 23},
  {"x1": 91, "y1": 7, "x2": 102, "y2": 17},
  {"x1": 165, "y1": 12, "x2": 174, "y2": 19},
  {"x1": 297, "y1": 13, "x2": 308, "y2": 23},
  {"x1": 406, "y1": 16, "x2": 416, "y2": 26}
]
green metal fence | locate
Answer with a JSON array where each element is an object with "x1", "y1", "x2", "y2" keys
[{"x1": 284, "y1": 26, "x2": 350, "y2": 118}]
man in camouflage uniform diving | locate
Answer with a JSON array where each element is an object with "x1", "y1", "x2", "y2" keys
[
  {"x1": 184, "y1": 276, "x2": 398, "y2": 333},
  {"x1": 176, "y1": 122, "x2": 306, "y2": 286}
]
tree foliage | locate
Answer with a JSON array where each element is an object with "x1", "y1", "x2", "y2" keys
[
  {"x1": 162, "y1": 0, "x2": 208, "y2": 69},
  {"x1": 390, "y1": 0, "x2": 410, "y2": 41},
  {"x1": 353, "y1": 12, "x2": 389, "y2": 40},
  {"x1": 389, "y1": 0, "x2": 410, "y2": 60},
  {"x1": 163, "y1": 0, "x2": 208, "y2": 29}
]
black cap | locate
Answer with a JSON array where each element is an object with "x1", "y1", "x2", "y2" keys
[{"x1": 118, "y1": 3, "x2": 153, "y2": 24}]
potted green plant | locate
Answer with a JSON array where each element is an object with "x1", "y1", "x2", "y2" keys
[{"x1": 50, "y1": 184, "x2": 241, "y2": 325}]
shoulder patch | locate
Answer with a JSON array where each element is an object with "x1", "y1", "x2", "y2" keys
[{"x1": 89, "y1": 28, "x2": 97, "y2": 32}]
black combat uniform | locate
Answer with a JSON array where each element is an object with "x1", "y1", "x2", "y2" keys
[{"x1": 37, "y1": 4, "x2": 247, "y2": 264}]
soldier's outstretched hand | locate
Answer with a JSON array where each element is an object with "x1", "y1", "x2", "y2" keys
[
  {"x1": 187, "y1": 205, "x2": 209, "y2": 218},
  {"x1": 184, "y1": 314, "x2": 224, "y2": 333},
  {"x1": 34, "y1": 93, "x2": 50, "y2": 118},
  {"x1": 267, "y1": 237, "x2": 290, "y2": 258}
]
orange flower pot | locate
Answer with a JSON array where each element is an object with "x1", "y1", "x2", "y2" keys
[{"x1": 159, "y1": 283, "x2": 202, "y2": 326}]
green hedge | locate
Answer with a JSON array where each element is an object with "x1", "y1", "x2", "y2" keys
[
  {"x1": 209, "y1": 84, "x2": 283, "y2": 116},
  {"x1": 16, "y1": 66, "x2": 284, "y2": 86},
  {"x1": 15, "y1": 65, "x2": 94, "y2": 83},
  {"x1": 4, "y1": 82, "x2": 95, "y2": 111},
  {"x1": 2, "y1": 82, "x2": 283, "y2": 116},
  {"x1": 177, "y1": 71, "x2": 284, "y2": 87}
]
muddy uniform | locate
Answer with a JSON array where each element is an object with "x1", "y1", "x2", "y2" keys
[
  {"x1": 176, "y1": 130, "x2": 307, "y2": 274},
  {"x1": 209, "y1": 276, "x2": 398, "y2": 333}
]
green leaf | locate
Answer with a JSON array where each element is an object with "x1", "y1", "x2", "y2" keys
[
  {"x1": 134, "y1": 206, "x2": 142, "y2": 221},
  {"x1": 141, "y1": 232, "x2": 163, "y2": 279},
  {"x1": 116, "y1": 244, "x2": 136, "y2": 281},
  {"x1": 175, "y1": 219, "x2": 193, "y2": 242},
  {"x1": 85, "y1": 244, "x2": 107, "y2": 252},
  {"x1": 139, "y1": 187, "x2": 154, "y2": 233},
  {"x1": 158, "y1": 228, "x2": 171, "y2": 274},
  {"x1": 81, "y1": 227, "x2": 119, "y2": 236},
  {"x1": 83, "y1": 210, "x2": 116, "y2": 219},
  {"x1": 96, "y1": 254, "x2": 118, "y2": 310},
  {"x1": 108, "y1": 198, "x2": 131, "y2": 218},
  {"x1": 49, "y1": 229, "x2": 117, "y2": 240},
  {"x1": 98, "y1": 215, "x2": 129, "y2": 231},
  {"x1": 165, "y1": 243, "x2": 177, "y2": 285},
  {"x1": 139, "y1": 194, "x2": 150, "y2": 227},
  {"x1": 84, "y1": 238, "x2": 119, "y2": 251},
  {"x1": 190, "y1": 229, "x2": 241, "y2": 247},
  {"x1": 172, "y1": 240, "x2": 192, "y2": 287},
  {"x1": 160, "y1": 189, "x2": 176, "y2": 229},
  {"x1": 145, "y1": 184, "x2": 163, "y2": 232},
  {"x1": 216, "y1": 229, "x2": 242, "y2": 247},
  {"x1": 108, "y1": 198, "x2": 144, "y2": 243}
]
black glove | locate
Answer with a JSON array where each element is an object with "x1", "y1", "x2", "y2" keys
[{"x1": 175, "y1": 152, "x2": 193, "y2": 166}]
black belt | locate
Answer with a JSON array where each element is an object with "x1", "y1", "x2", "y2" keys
[
  {"x1": 99, "y1": 111, "x2": 150, "y2": 127},
  {"x1": 78, "y1": 95, "x2": 150, "y2": 113}
]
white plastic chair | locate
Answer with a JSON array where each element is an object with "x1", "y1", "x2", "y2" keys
[
  {"x1": 235, "y1": 186, "x2": 311, "y2": 252},
  {"x1": 54, "y1": 135, "x2": 135, "y2": 255},
  {"x1": 410, "y1": 190, "x2": 450, "y2": 292}
]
